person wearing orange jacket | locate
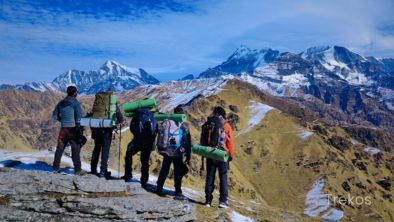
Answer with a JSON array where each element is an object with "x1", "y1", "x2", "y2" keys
[{"x1": 202, "y1": 106, "x2": 234, "y2": 208}]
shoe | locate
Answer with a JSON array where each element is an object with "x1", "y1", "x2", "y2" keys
[
  {"x1": 155, "y1": 188, "x2": 166, "y2": 197},
  {"x1": 90, "y1": 170, "x2": 98, "y2": 175},
  {"x1": 204, "y1": 200, "x2": 212, "y2": 207},
  {"x1": 53, "y1": 169, "x2": 61, "y2": 174},
  {"x1": 104, "y1": 171, "x2": 112, "y2": 180},
  {"x1": 219, "y1": 201, "x2": 229, "y2": 209},
  {"x1": 98, "y1": 171, "x2": 105, "y2": 178},
  {"x1": 75, "y1": 170, "x2": 87, "y2": 176},
  {"x1": 174, "y1": 193, "x2": 187, "y2": 201},
  {"x1": 121, "y1": 175, "x2": 132, "y2": 182},
  {"x1": 141, "y1": 183, "x2": 147, "y2": 189}
]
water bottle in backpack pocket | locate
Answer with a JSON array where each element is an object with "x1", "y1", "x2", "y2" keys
[{"x1": 157, "y1": 119, "x2": 184, "y2": 157}]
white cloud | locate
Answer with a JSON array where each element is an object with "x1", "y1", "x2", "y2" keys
[{"x1": 0, "y1": 0, "x2": 393, "y2": 83}]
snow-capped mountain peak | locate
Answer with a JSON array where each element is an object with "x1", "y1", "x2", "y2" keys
[
  {"x1": 198, "y1": 46, "x2": 280, "y2": 78},
  {"x1": 50, "y1": 60, "x2": 160, "y2": 94},
  {"x1": 100, "y1": 60, "x2": 141, "y2": 76},
  {"x1": 0, "y1": 60, "x2": 160, "y2": 94}
]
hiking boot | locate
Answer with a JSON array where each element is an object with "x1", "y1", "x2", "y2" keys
[
  {"x1": 104, "y1": 171, "x2": 112, "y2": 180},
  {"x1": 121, "y1": 175, "x2": 132, "y2": 182},
  {"x1": 219, "y1": 201, "x2": 229, "y2": 209},
  {"x1": 90, "y1": 169, "x2": 98, "y2": 175},
  {"x1": 204, "y1": 200, "x2": 212, "y2": 207},
  {"x1": 75, "y1": 170, "x2": 87, "y2": 176},
  {"x1": 98, "y1": 171, "x2": 105, "y2": 178},
  {"x1": 155, "y1": 188, "x2": 166, "y2": 197},
  {"x1": 174, "y1": 192, "x2": 187, "y2": 201}
]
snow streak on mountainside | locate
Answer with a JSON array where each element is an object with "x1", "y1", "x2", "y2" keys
[
  {"x1": 0, "y1": 60, "x2": 159, "y2": 94},
  {"x1": 198, "y1": 45, "x2": 280, "y2": 78},
  {"x1": 122, "y1": 77, "x2": 232, "y2": 112}
]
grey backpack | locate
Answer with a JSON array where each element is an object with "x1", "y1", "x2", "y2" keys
[{"x1": 157, "y1": 119, "x2": 184, "y2": 157}]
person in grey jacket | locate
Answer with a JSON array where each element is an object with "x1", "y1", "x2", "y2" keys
[{"x1": 52, "y1": 85, "x2": 86, "y2": 175}]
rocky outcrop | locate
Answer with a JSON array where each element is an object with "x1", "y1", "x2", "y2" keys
[{"x1": 0, "y1": 168, "x2": 195, "y2": 221}]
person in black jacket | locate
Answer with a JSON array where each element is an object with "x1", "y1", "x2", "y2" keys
[
  {"x1": 90, "y1": 87, "x2": 124, "y2": 179},
  {"x1": 155, "y1": 105, "x2": 191, "y2": 200},
  {"x1": 122, "y1": 107, "x2": 157, "y2": 188}
]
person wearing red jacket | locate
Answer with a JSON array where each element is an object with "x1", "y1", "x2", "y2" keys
[{"x1": 203, "y1": 106, "x2": 234, "y2": 208}]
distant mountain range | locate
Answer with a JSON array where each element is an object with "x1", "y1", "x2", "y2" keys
[
  {"x1": 0, "y1": 60, "x2": 159, "y2": 94},
  {"x1": 1, "y1": 45, "x2": 394, "y2": 97},
  {"x1": 199, "y1": 45, "x2": 394, "y2": 89}
]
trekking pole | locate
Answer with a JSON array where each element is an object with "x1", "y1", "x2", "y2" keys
[{"x1": 118, "y1": 123, "x2": 122, "y2": 179}]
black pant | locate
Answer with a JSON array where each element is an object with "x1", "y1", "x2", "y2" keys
[
  {"x1": 156, "y1": 155, "x2": 186, "y2": 193},
  {"x1": 90, "y1": 128, "x2": 113, "y2": 173},
  {"x1": 53, "y1": 127, "x2": 81, "y2": 171},
  {"x1": 124, "y1": 139, "x2": 152, "y2": 185},
  {"x1": 205, "y1": 159, "x2": 228, "y2": 203}
]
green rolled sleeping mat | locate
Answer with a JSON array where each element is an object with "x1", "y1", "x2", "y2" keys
[
  {"x1": 192, "y1": 144, "x2": 229, "y2": 162},
  {"x1": 125, "y1": 112, "x2": 186, "y2": 122},
  {"x1": 154, "y1": 113, "x2": 186, "y2": 122},
  {"x1": 123, "y1": 98, "x2": 156, "y2": 113},
  {"x1": 109, "y1": 95, "x2": 117, "y2": 124}
]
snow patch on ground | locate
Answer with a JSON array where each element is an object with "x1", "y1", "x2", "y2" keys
[
  {"x1": 298, "y1": 128, "x2": 313, "y2": 140},
  {"x1": 163, "y1": 90, "x2": 201, "y2": 111},
  {"x1": 120, "y1": 126, "x2": 130, "y2": 133},
  {"x1": 282, "y1": 72, "x2": 310, "y2": 87},
  {"x1": 378, "y1": 87, "x2": 394, "y2": 100},
  {"x1": 364, "y1": 147, "x2": 381, "y2": 155},
  {"x1": 237, "y1": 101, "x2": 275, "y2": 136},
  {"x1": 322, "y1": 208, "x2": 345, "y2": 221},
  {"x1": 229, "y1": 211, "x2": 255, "y2": 222},
  {"x1": 385, "y1": 101, "x2": 394, "y2": 111},
  {"x1": 0, "y1": 150, "x2": 90, "y2": 174},
  {"x1": 345, "y1": 72, "x2": 371, "y2": 85},
  {"x1": 304, "y1": 178, "x2": 344, "y2": 221},
  {"x1": 238, "y1": 73, "x2": 308, "y2": 97}
]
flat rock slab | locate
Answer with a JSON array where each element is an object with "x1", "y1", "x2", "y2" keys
[{"x1": 0, "y1": 168, "x2": 195, "y2": 221}]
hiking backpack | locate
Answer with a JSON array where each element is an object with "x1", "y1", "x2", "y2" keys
[
  {"x1": 92, "y1": 92, "x2": 109, "y2": 118},
  {"x1": 157, "y1": 119, "x2": 184, "y2": 156},
  {"x1": 130, "y1": 108, "x2": 157, "y2": 139},
  {"x1": 200, "y1": 115, "x2": 226, "y2": 148}
]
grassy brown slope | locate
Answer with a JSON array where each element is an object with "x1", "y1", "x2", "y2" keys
[{"x1": 1, "y1": 80, "x2": 393, "y2": 221}]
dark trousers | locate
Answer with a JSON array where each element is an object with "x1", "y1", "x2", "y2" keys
[
  {"x1": 91, "y1": 128, "x2": 113, "y2": 173},
  {"x1": 156, "y1": 155, "x2": 185, "y2": 193},
  {"x1": 53, "y1": 127, "x2": 81, "y2": 171},
  {"x1": 124, "y1": 139, "x2": 152, "y2": 185},
  {"x1": 205, "y1": 159, "x2": 228, "y2": 203}
]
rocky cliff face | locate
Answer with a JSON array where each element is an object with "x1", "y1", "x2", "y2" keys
[{"x1": 0, "y1": 168, "x2": 195, "y2": 221}]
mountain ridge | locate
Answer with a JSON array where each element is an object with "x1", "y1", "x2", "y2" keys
[{"x1": 0, "y1": 60, "x2": 160, "y2": 95}]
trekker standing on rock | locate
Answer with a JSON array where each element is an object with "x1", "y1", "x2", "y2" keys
[
  {"x1": 121, "y1": 106, "x2": 157, "y2": 189},
  {"x1": 90, "y1": 87, "x2": 124, "y2": 179},
  {"x1": 201, "y1": 106, "x2": 234, "y2": 208},
  {"x1": 156, "y1": 105, "x2": 191, "y2": 200},
  {"x1": 52, "y1": 85, "x2": 86, "y2": 175}
]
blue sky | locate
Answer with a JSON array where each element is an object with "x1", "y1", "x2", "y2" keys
[{"x1": 1, "y1": 0, "x2": 394, "y2": 84}]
